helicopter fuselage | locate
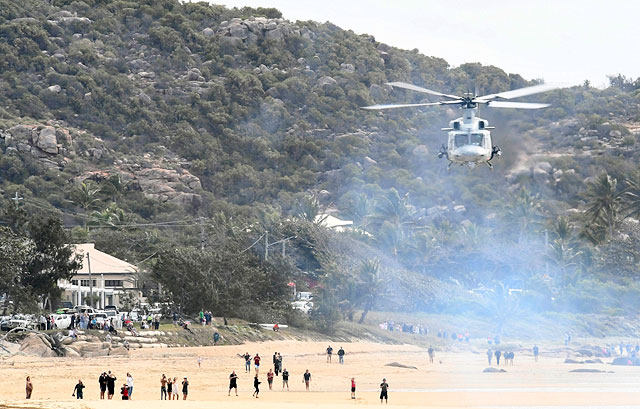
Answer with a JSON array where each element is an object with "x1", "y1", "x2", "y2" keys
[{"x1": 440, "y1": 107, "x2": 499, "y2": 168}]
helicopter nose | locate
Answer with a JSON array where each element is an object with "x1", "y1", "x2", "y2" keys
[{"x1": 453, "y1": 145, "x2": 487, "y2": 160}]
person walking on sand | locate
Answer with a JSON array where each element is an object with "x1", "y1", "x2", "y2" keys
[
  {"x1": 303, "y1": 369, "x2": 311, "y2": 390},
  {"x1": 99, "y1": 372, "x2": 107, "y2": 399},
  {"x1": 276, "y1": 352, "x2": 283, "y2": 375},
  {"x1": 282, "y1": 368, "x2": 289, "y2": 390},
  {"x1": 25, "y1": 376, "x2": 33, "y2": 399},
  {"x1": 351, "y1": 377, "x2": 356, "y2": 399},
  {"x1": 126, "y1": 373, "x2": 134, "y2": 400},
  {"x1": 487, "y1": 348, "x2": 493, "y2": 365},
  {"x1": 326, "y1": 345, "x2": 333, "y2": 363},
  {"x1": 197, "y1": 356, "x2": 202, "y2": 368},
  {"x1": 254, "y1": 353, "x2": 261, "y2": 374},
  {"x1": 379, "y1": 378, "x2": 389, "y2": 404},
  {"x1": 72, "y1": 379, "x2": 85, "y2": 399},
  {"x1": 338, "y1": 347, "x2": 345, "y2": 364},
  {"x1": 161, "y1": 374, "x2": 168, "y2": 400},
  {"x1": 428, "y1": 346, "x2": 435, "y2": 363},
  {"x1": 533, "y1": 345, "x2": 539, "y2": 362},
  {"x1": 267, "y1": 369, "x2": 274, "y2": 390},
  {"x1": 253, "y1": 374, "x2": 261, "y2": 398},
  {"x1": 182, "y1": 377, "x2": 189, "y2": 400},
  {"x1": 228, "y1": 371, "x2": 238, "y2": 396}
]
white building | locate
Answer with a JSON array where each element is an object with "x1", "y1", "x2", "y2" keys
[{"x1": 60, "y1": 243, "x2": 142, "y2": 309}]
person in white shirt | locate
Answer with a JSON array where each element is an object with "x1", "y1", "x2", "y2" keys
[{"x1": 126, "y1": 373, "x2": 134, "y2": 400}]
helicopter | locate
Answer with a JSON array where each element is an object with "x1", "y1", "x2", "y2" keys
[{"x1": 362, "y1": 82, "x2": 559, "y2": 169}]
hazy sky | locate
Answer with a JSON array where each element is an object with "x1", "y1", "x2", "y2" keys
[{"x1": 216, "y1": 0, "x2": 640, "y2": 88}]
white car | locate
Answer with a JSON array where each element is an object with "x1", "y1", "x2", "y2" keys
[
  {"x1": 53, "y1": 314, "x2": 72, "y2": 329},
  {"x1": 291, "y1": 300, "x2": 313, "y2": 314}
]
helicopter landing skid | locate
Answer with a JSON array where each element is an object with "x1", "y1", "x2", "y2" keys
[{"x1": 486, "y1": 161, "x2": 494, "y2": 170}]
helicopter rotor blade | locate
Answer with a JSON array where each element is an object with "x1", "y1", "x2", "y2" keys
[
  {"x1": 476, "y1": 83, "x2": 559, "y2": 101},
  {"x1": 386, "y1": 82, "x2": 462, "y2": 100},
  {"x1": 361, "y1": 102, "x2": 448, "y2": 110},
  {"x1": 484, "y1": 101, "x2": 550, "y2": 109}
]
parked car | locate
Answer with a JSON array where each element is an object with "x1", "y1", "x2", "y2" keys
[
  {"x1": 52, "y1": 314, "x2": 72, "y2": 330},
  {"x1": 291, "y1": 300, "x2": 313, "y2": 314}
]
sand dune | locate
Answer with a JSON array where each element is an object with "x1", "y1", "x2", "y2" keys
[{"x1": 2, "y1": 339, "x2": 640, "y2": 408}]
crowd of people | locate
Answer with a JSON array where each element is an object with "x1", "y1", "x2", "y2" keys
[{"x1": 379, "y1": 321, "x2": 429, "y2": 335}]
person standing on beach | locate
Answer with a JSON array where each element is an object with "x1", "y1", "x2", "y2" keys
[
  {"x1": 254, "y1": 353, "x2": 261, "y2": 374},
  {"x1": 253, "y1": 374, "x2": 261, "y2": 398},
  {"x1": 228, "y1": 371, "x2": 238, "y2": 396},
  {"x1": 243, "y1": 352, "x2": 251, "y2": 372},
  {"x1": 167, "y1": 376, "x2": 173, "y2": 399},
  {"x1": 379, "y1": 378, "x2": 389, "y2": 404},
  {"x1": 99, "y1": 372, "x2": 107, "y2": 399},
  {"x1": 276, "y1": 353, "x2": 283, "y2": 375},
  {"x1": 533, "y1": 345, "x2": 539, "y2": 362},
  {"x1": 338, "y1": 347, "x2": 345, "y2": 364},
  {"x1": 197, "y1": 356, "x2": 202, "y2": 368},
  {"x1": 273, "y1": 352, "x2": 278, "y2": 374},
  {"x1": 172, "y1": 377, "x2": 180, "y2": 400},
  {"x1": 182, "y1": 377, "x2": 189, "y2": 400},
  {"x1": 428, "y1": 346, "x2": 435, "y2": 363},
  {"x1": 161, "y1": 374, "x2": 168, "y2": 400},
  {"x1": 107, "y1": 371, "x2": 116, "y2": 400},
  {"x1": 303, "y1": 369, "x2": 311, "y2": 390},
  {"x1": 486, "y1": 349, "x2": 493, "y2": 365},
  {"x1": 326, "y1": 345, "x2": 333, "y2": 363},
  {"x1": 267, "y1": 369, "x2": 274, "y2": 390},
  {"x1": 282, "y1": 368, "x2": 289, "y2": 390},
  {"x1": 495, "y1": 350, "x2": 501, "y2": 366},
  {"x1": 72, "y1": 379, "x2": 85, "y2": 399},
  {"x1": 126, "y1": 373, "x2": 134, "y2": 400},
  {"x1": 351, "y1": 377, "x2": 356, "y2": 399},
  {"x1": 25, "y1": 376, "x2": 33, "y2": 399}
]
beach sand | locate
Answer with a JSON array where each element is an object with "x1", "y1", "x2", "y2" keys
[{"x1": 2, "y1": 339, "x2": 640, "y2": 408}]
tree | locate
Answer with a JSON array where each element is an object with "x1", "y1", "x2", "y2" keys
[
  {"x1": 357, "y1": 258, "x2": 385, "y2": 324},
  {"x1": 581, "y1": 173, "x2": 624, "y2": 242}
]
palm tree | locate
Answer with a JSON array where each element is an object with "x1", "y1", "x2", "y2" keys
[
  {"x1": 357, "y1": 258, "x2": 385, "y2": 324},
  {"x1": 582, "y1": 173, "x2": 623, "y2": 241},
  {"x1": 547, "y1": 217, "x2": 583, "y2": 287},
  {"x1": 505, "y1": 187, "x2": 543, "y2": 243}
]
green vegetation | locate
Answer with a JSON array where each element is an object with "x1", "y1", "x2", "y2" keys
[{"x1": 1, "y1": 0, "x2": 640, "y2": 332}]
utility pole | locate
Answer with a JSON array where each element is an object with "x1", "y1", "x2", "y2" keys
[
  {"x1": 264, "y1": 231, "x2": 269, "y2": 260},
  {"x1": 199, "y1": 217, "x2": 205, "y2": 250},
  {"x1": 86, "y1": 252, "x2": 93, "y2": 308}
]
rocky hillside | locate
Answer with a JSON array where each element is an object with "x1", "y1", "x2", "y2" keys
[{"x1": 1, "y1": 0, "x2": 640, "y2": 317}]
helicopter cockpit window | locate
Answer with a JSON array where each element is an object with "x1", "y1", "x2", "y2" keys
[
  {"x1": 470, "y1": 133, "x2": 484, "y2": 146},
  {"x1": 454, "y1": 134, "x2": 468, "y2": 147}
]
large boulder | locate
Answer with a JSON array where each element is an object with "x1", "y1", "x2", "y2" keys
[
  {"x1": 611, "y1": 357, "x2": 640, "y2": 366},
  {"x1": 33, "y1": 126, "x2": 58, "y2": 154},
  {"x1": 19, "y1": 334, "x2": 56, "y2": 357},
  {"x1": 483, "y1": 367, "x2": 507, "y2": 373}
]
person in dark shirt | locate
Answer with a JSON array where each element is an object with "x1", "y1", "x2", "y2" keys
[
  {"x1": 282, "y1": 369, "x2": 289, "y2": 390},
  {"x1": 243, "y1": 352, "x2": 251, "y2": 372},
  {"x1": 428, "y1": 346, "x2": 435, "y2": 363},
  {"x1": 98, "y1": 372, "x2": 107, "y2": 399},
  {"x1": 303, "y1": 369, "x2": 311, "y2": 390},
  {"x1": 495, "y1": 350, "x2": 502, "y2": 366},
  {"x1": 533, "y1": 345, "x2": 539, "y2": 362},
  {"x1": 380, "y1": 378, "x2": 389, "y2": 404},
  {"x1": 107, "y1": 372, "x2": 116, "y2": 400},
  {"x1": 337, "y1": 347, "x2": 345, "y2": 364},
  {"x1": 228, "y1": 371, "x2": 238, "y2": 396},
  {"x1": 326, "y1": 345, "x2": 333, "y2": 363},
  {"x1": 182, "y1": 377, "x2": 189, "y2": 400},
  {"x1": 252, "y1": 375, "x2": 261, "y2": 398},
  {"x1": 72, "y1": 379, "x2": 85, "y2": 399}
]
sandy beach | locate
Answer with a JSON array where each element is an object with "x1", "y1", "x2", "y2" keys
[{"x1": 2, "y1": 340, "x2": 640, "y2": 409}]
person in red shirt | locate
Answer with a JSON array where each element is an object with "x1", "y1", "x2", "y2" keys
[
  {"x1": 254, "y1": 354, "x2": 261, "y2": 374},
  {"x1": 351, "y1": 377, "x2": 356, "y2": 399}
]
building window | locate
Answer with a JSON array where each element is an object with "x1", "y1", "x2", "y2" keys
[
  {"x1": 80, "y1": 280, "x2": 96, "y2": 287},
  {"x1": 105, "y1": 280, "x2": 123, "y2": 287}
]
